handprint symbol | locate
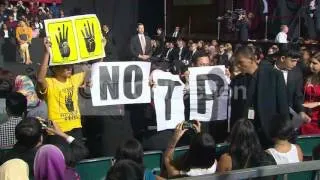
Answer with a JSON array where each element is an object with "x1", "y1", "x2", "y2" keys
[
  {"x1": 56, "y1": 24, "x2": 71, "y2": 58},
  {"x1": 81, "y1": 21, "x2": 96, "y2": 53}
]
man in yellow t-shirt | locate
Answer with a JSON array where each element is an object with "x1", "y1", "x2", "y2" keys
[{"x1": 37, "y1": 38, "x2": 87, "y2": 143}]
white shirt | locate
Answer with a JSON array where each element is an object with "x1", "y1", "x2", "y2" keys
[
  {"x1": 172, "y1": 31, "x2": 178, "y2": 38},
  {"x1": 184, "y1": 160, "x2": 217, "y2": 176},
  {"x1": 262, "y1": 0, "x2": 269, "y2": 14},
  {"x1": 274, "y1": 64, "x2": 288, "y2": 85},
  {"x1": 275, "y1": 32, "x2": 288, "y2": 43},
  {"x1": 310, "y1": 0, "x2": 316, "y2": 10},
  {"x1": 3, "y1": 30, "x2": 9, "y2": 38},
  {"x1": 138, "y1": 34, "x2": 146, "y2": 54},
  {"x1": 267, "y1": 144, "x2": 300, "y2": 165}
]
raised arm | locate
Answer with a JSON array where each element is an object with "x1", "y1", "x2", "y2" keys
[{"x1": 37, "y1": 38, "x2": 51, "y2": 94}]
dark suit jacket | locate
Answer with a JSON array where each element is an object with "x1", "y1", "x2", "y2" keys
[
  {"x1": 231, "y1": 62, "x2": 290, "y2": 141},
  {"x1": 161, "y1": 48, "x2": 175, "y2": 62},
  {"x1": 286, "y1": 67, "x2": 304, "y2": 113},
  {"x1": 217, "y1": 53, "x2": 231, "y2": 67},
  {"x1": 173, "y1": 47, "x2": 189, "y2": 61},
  {"x1": 186, "y1": 50, "x2": 200, "y2": 63},
  {"x1": 130, "y1": 34, "x2": 152, "y2": 61}
]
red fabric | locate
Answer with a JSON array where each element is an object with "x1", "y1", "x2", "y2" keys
[{"x1": 301, "y1": 84, "x2": 320, "y2": 135}]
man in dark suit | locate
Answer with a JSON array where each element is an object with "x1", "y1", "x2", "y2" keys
[
  {"x1": 231, "y1": 46, "x2": 290, "y2": 148},
  {"x1": 274, "y1": 48, "x2": 311, "y2": 124},
  {"x1": 161, "y1": 41, "x2": 175, "y2": 62},
  {"x1": 171, "y1": 26, "x2": 181, "y2": 39},
  {"x1": 173, "y1": 39, "x2": 188, "y2": 61},
  {"x1": 216, "y1": 44, "x2": 231, "y2": 68},
  {"x1": 130, "y1": 23, "x2": 152, "y2": 61},
  {"x1": 186, "y1": 43, "x2": 200, "y2": 63},
  {"x1": 171, "y1": 39, "x2": 189, "y2": 74}
]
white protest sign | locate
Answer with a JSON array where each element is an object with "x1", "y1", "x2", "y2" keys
[
  {"x1": 152, "y1": 70, "x2": 185, "y2": 131},
  {"x1": 189, "y1": 66, "x2": 229, "y2": 122},
  {"x1": 91, "y1": 62, "x2": 151, "y2": 106}
]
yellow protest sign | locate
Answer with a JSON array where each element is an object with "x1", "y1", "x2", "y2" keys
[{"x1": 44, "y1": 14, "x2": 105, "y2": 66}]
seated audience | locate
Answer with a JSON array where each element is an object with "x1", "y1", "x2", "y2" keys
[
  {"x1": 266, "y1": 114, "x2": 303, "y2": 164},
  {"x1": 114, "y1": 138, "x2": 163, "y2": 180},
  {"x1": 0, "y1": 117, "x2": 88, "y2": 176},
  {"x1": 218, "y1": 119, "x2": 276, "y2": 173},
  {"x1": 0, "y1": 159, "x2": 29, "y2": 180},
  {"x1": 163, "y1": 121, "x2": 217, "y2": 178},
  {"x1": 0, "y1": 92, "x2": 27, "y2": 148},
  {"x1": 302, "y1": 52, "x2": 320, "y2": 134},
  {"x1": 107, "y1": 160, "x2": 144, "y2": 180},
  {"x1": 0, "y1": 117, "x2": 42, "y2": 175},
  {"x1": 34, "y1": 144, "x2": 80, "y2": 180}
]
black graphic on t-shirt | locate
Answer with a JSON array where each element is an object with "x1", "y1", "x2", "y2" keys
[{"x1": 65, "y1": 90, "x2": 74, "y2": 112}]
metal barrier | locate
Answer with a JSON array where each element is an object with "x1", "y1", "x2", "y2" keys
[{"x1": 176, "y1": 160, "x2": 320, "y2": 180}]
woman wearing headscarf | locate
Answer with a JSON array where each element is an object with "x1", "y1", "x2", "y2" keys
[
  {"x1": 14, "y1": 75, "x2": 48, "y2": 119},
  {"x1": 0, "y1": 159, "x2": 29, "y2": 180},
  {"x1": 34, "y1": 144, "x2": 80, "y2": 180}
]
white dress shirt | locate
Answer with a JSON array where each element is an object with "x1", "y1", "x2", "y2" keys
[
  {"x1": 275, "y1": 64, "x2": 288, "y2": 85},
  {"x1": 275, "y1": 32, "x2": 288, "y2": 43},
  {"x1": 138, "y1": 34, "x2": 146, "y2": 54},
  {"x1": 172, "y1": 31, "x2": 178, "y2": 38},
  {"x1": 262, "y1": 0, "x2": 269, "y2": 14}
]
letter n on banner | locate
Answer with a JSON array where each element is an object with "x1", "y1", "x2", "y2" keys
[
  {"x1": 152, "y1": 70, "x2": 185, "y2": 131},
  {"x1": 189, "y1": 66, "x2": 229, "y2": 122},
  {"x1": 91, "y1": 62, "x2": 151, "y2": 106}
]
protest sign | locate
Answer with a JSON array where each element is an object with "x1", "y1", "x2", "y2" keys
[
  {"x1": 152, "y1": 70, "x2": 185, "y2": 131},
  {"x1": 189, "y1": 66, "x2": 230, "y2": 122},
  {"x1": 44, "y1": 14, "x2": 105, "y2": 66},
  {"x1": 91, "y1": 62, "x2": 151, "y2": 106}
]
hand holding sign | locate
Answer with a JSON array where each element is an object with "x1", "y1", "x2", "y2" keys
[
  {"x1": 81, "y1": 21, "x2": 96, "y2": 53},
  {"x1": 56, "y1": 24, "x2": 70, "y2": 58}
]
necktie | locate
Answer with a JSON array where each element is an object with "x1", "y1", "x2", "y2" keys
[
  {"x1": 179, "y1": 48, "x2": 182, "y2": 60},
  {"x1": 140, "y1": 35, "x2": 146, "y2": 54}
]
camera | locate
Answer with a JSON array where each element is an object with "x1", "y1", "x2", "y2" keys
[
  {"x1": 182, "y1": 120, "x2": 196, "y2": 130},
  {"x1": 37, "y1": 117, "x2": 53, "y2": 129}
]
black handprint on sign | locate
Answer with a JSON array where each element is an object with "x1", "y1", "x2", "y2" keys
[
  {"x1": 81, "y1": 21, "x2": 96, "y2": 53},
  {"x1": 56, "y1": 24, "x2": 70, "y2": 58}
]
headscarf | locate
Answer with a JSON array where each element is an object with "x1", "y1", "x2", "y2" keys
[
  {"x1": 34, "y1": 144, "x2": 66, "y2": 180},
  {"x1": 0, "y1": 159, "x2": 29, "y2": 180},
  {"x1": 14, "y1": 75, "x2": 40, "y2": 109}
]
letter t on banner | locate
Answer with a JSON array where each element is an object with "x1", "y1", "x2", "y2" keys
[
  {"x1": 152, "y1": 70, "x2": 185, "y2": 131},
  {"x1": 189, "y1": 66, "x2": 229, "y2": 122}
]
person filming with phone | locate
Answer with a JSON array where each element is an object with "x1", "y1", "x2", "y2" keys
[{"x1": 162, "y1": 120, "x2": 218, "y2": 178}]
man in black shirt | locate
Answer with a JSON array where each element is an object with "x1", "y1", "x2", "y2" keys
[{"x1": 231, "y1": 46, "x2": 290, "y2": 148}]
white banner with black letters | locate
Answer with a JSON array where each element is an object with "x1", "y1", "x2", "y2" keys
[
  {"x1": 152, "y1": 70, "x2": 185, "y2": 131},
  {"x1": 91, "y1": 62, "x2": 151, "y2": 106},
  {"x1": 189, "y1": 66, "x2": 230, "y2": 122}
]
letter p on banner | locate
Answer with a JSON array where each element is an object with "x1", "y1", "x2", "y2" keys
[{"x1": 189, "y1": 66, "x2": 230, "y2": 122}]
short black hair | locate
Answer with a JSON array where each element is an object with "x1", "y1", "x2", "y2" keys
[
  {"x1": 6, "y1": 92, "x2": 27, "y2": 116},
  {"x1": 106, "y1": 160, "x2": 144, "y2": 180},
  {"x1": 137, "y1": 23, "x2": 144, "y2": 28},
  {"x1": 269, "y1": 114, "x2": 294, "y2": 140},
  {"x1": 192, "y1": 51, "x2": 209, "y2": 64},
  {"x1": 279, "y1": 47, "x2": 301, "y2": 59},
  {"x1": 115, "y1": 139, "x2": 143, "y2": 165},
  {"x1": 15, "y1": 117, "x2": 42, "y2": 148}
]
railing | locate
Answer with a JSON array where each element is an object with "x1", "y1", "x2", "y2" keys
[{"x1": 176, "y1": 160, "x2": 320, "y2": 180}]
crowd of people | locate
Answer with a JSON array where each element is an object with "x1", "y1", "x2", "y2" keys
[
  {"x1": 0, "y1": 0, "x2": 64, "y2": 65},
  {"x1": 0, "y1": 12, "x2": 319, "y2": 180}
]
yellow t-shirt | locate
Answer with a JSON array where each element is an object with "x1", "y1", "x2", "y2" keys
[{"x1": 45, "y1": 72, "x2": 85, "y2": 132}]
